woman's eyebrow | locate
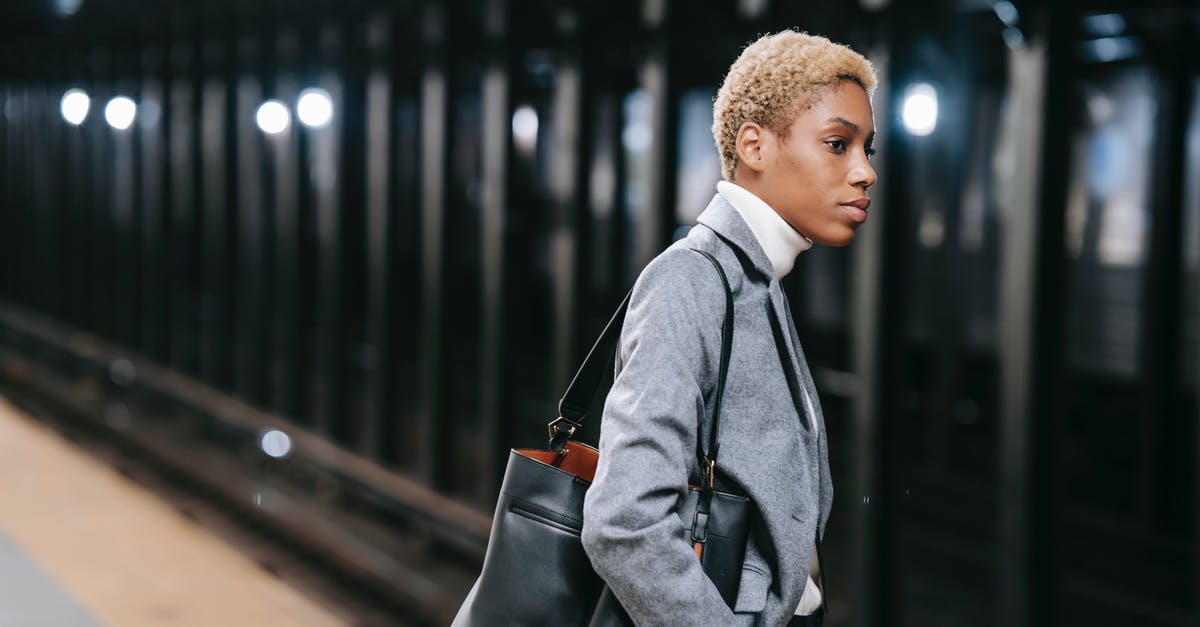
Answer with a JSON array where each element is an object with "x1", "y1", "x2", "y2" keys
[
  {"x1": 826, "y1": 117, "x2": 876, "y2": 144},
  {"x1": 826, "y1": 117, "x2": 861, "y2": 133}
]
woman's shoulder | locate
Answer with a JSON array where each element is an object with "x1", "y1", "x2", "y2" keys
[
  {"x1": 638, "y1": 227, "x2": 740, "y2": 290},
  {"x1": 627, "y1": 229, "x2": 740, "y2": 324}
]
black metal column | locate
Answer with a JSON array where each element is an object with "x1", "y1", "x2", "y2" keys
[
  {"x1": 850, "y1": 44, "x2": 891, "y2": 627},
  {"x1": 416, "y1": 3, "x2": 448, "y2": 483},
  {"x1": 995, "y1": 33, "x2": 1048, "y2": 627},
  {"x1": 362, "y1": 12, "x2": 393, "y2": 459},
  {"x1": 233, "y1": 35, "x2": 266, "y2": 405},
  {"x1": 479, "y1": 0, "x2": 509, "y2": 492},
  {"x1": 139, "y1": 51, "x2": 167, "y2": 361},
  {"x1": 199, "y1": 38, "x2": 230, "y2": 388}
]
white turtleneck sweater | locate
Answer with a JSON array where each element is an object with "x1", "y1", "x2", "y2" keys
[{"x1": 715, "y1": 181, "x2": 824, "y2": 617}]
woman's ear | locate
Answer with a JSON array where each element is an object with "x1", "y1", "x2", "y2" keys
[{"x1": 735, "y1": 122, "x2": 768, "y2": 174}]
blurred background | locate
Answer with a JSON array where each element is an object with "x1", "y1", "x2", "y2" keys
[{"x1": 0, "y1": 0, "x2": 1197, "y2": 625}]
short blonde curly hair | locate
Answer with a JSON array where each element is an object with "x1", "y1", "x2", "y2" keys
[{"x1": 713, "y1": 30, "x2": 877, "y2": 181}]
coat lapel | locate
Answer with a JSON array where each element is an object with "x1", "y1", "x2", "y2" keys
[
  {"x1": 766, "y1": 281, "x2": 812, "y2": 432},
  {"x1": 696, "y1": 194, "x2": 812, "y2": 431}
]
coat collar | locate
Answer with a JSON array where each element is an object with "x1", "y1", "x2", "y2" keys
[{"x1": 695, "y1": 193, "x2": 775, "y2": 283}]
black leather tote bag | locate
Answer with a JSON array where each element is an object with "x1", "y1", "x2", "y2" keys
[{"x1": 452, "y1": 249, "x2": 751, "y2": 626}]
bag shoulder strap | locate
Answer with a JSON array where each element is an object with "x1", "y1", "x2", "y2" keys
[
  {"x1": 689, "y1": 249, "x2": 733, "y2": 486},
  {"x1": 550, "y1": 248, "x2": 735, "y2": 484}
]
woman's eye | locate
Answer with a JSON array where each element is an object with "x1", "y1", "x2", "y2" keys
[
  {"x1": 865, "y1": 147, "x2": 877, "y2": 159},
  {"x1": 826, "y1": 140, "x2": 846, "y2": 152}
]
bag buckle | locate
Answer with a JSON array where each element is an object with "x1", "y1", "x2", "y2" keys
[{"x1": 546, "y1": 416, "x2": 580, "y2": 441}]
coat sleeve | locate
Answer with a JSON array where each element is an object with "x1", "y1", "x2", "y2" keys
[{"x1": 581, "y1": 248, "x2": 740, "y2": 626}]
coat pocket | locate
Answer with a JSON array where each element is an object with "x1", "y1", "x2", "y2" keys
[{"x1": 732, "y1": 564, "x2": 769, "y2": 613}]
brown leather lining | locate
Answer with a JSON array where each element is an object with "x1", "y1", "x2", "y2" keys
[
  {"x1": 517, "y1": 443, "x2": 707, "y2": 564},
  {"x1": 516, "y1": 441, "x2": 600, "y2": 484}
]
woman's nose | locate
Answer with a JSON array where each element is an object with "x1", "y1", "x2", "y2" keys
[{"x1": 850, "y1": 159, "x2": 877, "y2": 189}]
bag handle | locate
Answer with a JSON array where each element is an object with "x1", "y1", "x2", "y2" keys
[
  {"x1": 549, "y1": 248, "x2": 734, "y2": 483},
  {"x1": 548, "y1": 290, "x2": 631, "y2": 449}
]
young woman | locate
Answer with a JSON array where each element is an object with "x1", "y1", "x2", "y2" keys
[{"x1": 580, "y1": 31, "x2": 877, "y2": 626}]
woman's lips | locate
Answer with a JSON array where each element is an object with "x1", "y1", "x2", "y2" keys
[{"x1": 840, "y1": 199, "x2": 869, "y2": 223}]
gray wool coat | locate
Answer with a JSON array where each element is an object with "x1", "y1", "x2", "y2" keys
[{"x1": 580, "y1": 193, "x2": 832, "y2": 627}]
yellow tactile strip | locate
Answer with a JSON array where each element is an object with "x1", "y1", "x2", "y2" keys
[{"x1": 0, "y1": 395, "x2": 348, "y2": 627}]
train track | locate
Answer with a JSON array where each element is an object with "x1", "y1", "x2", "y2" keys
[{"x1": 0, "y1": 303, "x2": 488, "y2": 626}]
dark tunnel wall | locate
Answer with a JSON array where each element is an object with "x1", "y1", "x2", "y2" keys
[{"x1": 1, "y1": 1, "x2": 1198, "y2": 626}]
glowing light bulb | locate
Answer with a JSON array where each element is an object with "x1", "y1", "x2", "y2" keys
[
  {"x1": 104, "y1": 96, "x2": 137, "y2": 130},
  {"x1": 259, "y1": 429, "x2": 293, "y2": 458},
  {"x1": 256, "y1": 100, "x2": 290, "y2": 134},
  {"x1": 901, "y1": 83, "x2": 938, "y2": 137},
  {"x1": 296, "y1": 88, "x2": 333, "y2": 128},
  {"x1": 60, "y1": 89, "x2": 90, "y2": 125}
]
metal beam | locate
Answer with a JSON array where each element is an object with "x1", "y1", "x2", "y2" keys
[
  {"x1": 308, "y1": 30, "x2": 344, "y2": 438},
  {"x1": 0, "y1": 87, "x2": 8, "y2": 300},
  {"x1": 362, "y1": 13, "x2": 392, "y2": 459},
  {"x1": 479, "y1": 0, "x2": 509, "y2": 495},
  {"x1": 112, "y1": 79, "x2": 137, "y2": 349},
  {"x1": 200, "y1": 39, "x2": 229, "y2": 387},
  {"x1": 550, "y1": 11, "x2": 581, "y2": 401},
  {"x1": 587, "y1": 93, "x2": 619, "y2": 300},
  {"x1": 168, "y1": 43, "x2": 197, "y2": 374},
  {"x1": 633, "y1": 46, "x2": 668, "y2": 274},
  {"x1": 850, "y1": 46, "x2": 890, "y2": 627},
  {"x1": 1137, "y1": 41, "x2": 1192, "y2": 530},
  {"x1": 70, "y1": 84, "x2": 91, "y2": 331},
  {"x1": 138, "y1": 54, "x2": 166, "y2": 361},
  {"x1": 31, "y1": 86, "x2": 57, "y2": 318},
  {"x1": 1187, "y1": 75, "x2": 1200, "y2": 621},
  {"x1": 233, "y1": 37, "x2": 265, "y2": 405},
  {"x1": 416, "y1": 3, "x2": 447, "y2": 484},
  {"x1": 995, "y1": 36, "x2": 1047, "y2": 627},
  {"x1": 90, "y1": 77, "x2": 115, "y2": 339},
  {"x1": 269, "y1": 56, "x2": 301, "y2": 418},
  {"x1": 632, "y1": 0, "x2": 670, "y2": 275}
]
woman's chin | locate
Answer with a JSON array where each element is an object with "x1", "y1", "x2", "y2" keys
[{"x1": 811, "y1": 227, "x2": 860, "y2": 248}]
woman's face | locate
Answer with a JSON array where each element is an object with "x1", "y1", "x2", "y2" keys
[{"x1": 755, "y1": 81, "x2": 877, "y2": 247}]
